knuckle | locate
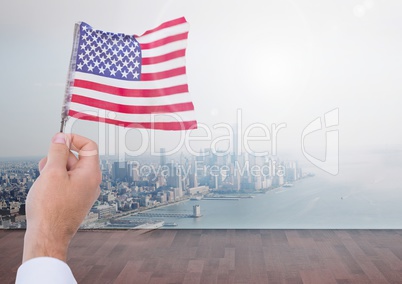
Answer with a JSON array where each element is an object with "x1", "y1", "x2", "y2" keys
[{"x1": 87, "y1": 140, "x2": 99, "y2": 151}]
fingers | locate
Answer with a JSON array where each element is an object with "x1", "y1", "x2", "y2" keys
[
  {"x1": 43, "y1": 133, "x2": 71, "y2": 171},
  {"x1": 67, "y1": 152, "x2": 79, "y2": 171},
  {"x1": 69, "y1": 135, "x2": 98, "y2": 158},
  {"x1": 69, "y1": 134, "x2": 101, "y2": 184},
  {"x1": 39, "y1": 151, "x2": 78, "y2": 173},
  {"x1": 38, "y1": 157, "x2": 47, "y2": 173}
]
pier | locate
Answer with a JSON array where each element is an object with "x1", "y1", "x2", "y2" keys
[{"x1": 138, "y1": 212, "x2": 195, "y2": 218}]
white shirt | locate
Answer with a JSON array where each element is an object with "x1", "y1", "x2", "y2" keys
[{"x1": 16, "y1": 257, "x2": 77, "y2": 284}]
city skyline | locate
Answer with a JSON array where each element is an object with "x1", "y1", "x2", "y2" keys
[{"x1": 0, "y1": 146, "x2": 306, "y2": 229}]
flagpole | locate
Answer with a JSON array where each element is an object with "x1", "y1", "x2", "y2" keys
[
  {"x1": 60, "y1": 22, "x2": 81, "y2": 134},
  {"x1": 59, "y1": 118, "x2": 66, "y2": 133}
]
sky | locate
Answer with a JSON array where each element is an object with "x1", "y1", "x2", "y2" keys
[{"x1": 1, "y1": 0, "x2": 402, "y2": 170}]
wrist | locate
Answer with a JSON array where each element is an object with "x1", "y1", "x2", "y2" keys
[{"x1": 23, "y1": 229, "x2": 69, "y2": 263}]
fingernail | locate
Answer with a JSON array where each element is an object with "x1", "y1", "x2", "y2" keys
[{"x1": 52, "y1": 133, "x2": 66, "y2": 144}]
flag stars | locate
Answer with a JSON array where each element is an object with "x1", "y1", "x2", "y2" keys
[
  {"x1": 77, "y1": 23, "x2": 141, "y2": 81},
  {"x1": 116, "y1": 64, "x2": 123, "y2": 72},
  {"x1": 110, "y1": 68, "x2": 117, "y2": 76}
]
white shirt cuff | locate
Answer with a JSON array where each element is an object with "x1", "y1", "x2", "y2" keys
[{"x1": 16, "y1": 257, "x2": 77, "y2": 284}]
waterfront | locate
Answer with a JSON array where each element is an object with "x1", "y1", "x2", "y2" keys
[
  {"x1": 2, "y1": 150, "x2": 402, "y2": 230},
  {"x1": 122, "y1": 162, "x2": 402, "y2": 229}
]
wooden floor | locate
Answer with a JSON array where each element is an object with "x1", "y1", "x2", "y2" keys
[{"x1": 2, "y1": 230, "x2": 402, "y2": 284}]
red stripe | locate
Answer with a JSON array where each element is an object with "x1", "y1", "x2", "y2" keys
[
  {"x1": 73, "y1": 79, "x2": 189, "y2": 97},
  {"x1": 141, "y1": 67, "x2": 186, "y2": 81},
  {"x1": 142, "y1": 49, "x2": 186, "y2": 65},
  {"x1": 140, "y1": 32, "x2": 188, "y2": 50},
  {"x1": 68, "y1": 109, "x2": 197, "y2": 130},
  {"x1": 135, "y1": 17, "x2": 187, "y2": 38},
  {"x1": 71, "y1": 94, "x2": 194, "y2": 114}
]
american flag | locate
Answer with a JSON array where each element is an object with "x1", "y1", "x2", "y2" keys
[{"x1": 62, "y1": 17, "x2": 197, "y2": 131}]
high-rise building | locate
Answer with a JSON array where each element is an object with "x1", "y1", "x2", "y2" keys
[
  {"x1": 166, "y1": 162, "x2": 180, "y2": 188},
  {"x1": 160, "y1": 148, "x2": 166, "y2": 166},
  {"x1": 112, "y1": 161, "x2": 128, "y2": 181},
  {"x1": 128, "y1": 161, "x2": 140, "y2": 182}
]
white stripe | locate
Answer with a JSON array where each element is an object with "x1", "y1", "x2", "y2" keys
[
  {"x1": 141, "y1": 57, "x2": 185, "y2": 73},
  {"x1": 69, "y1": 102, "x2": 196, "y2": 123},
  {"x1": 141, "y1": 40, "x2": 187, "y2": 58},
  {"x1": 72, "y1": 87, "x2": 192, "y2": 106},
  {"x1": 74, "y1": 72, "x2": 187, "y2": 89},
  {"x1": 136, "y1": 23, "x2": 189, "y2": 44}
]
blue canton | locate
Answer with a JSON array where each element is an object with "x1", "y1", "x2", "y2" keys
[{"x1": 75, "y1": 22, "x2": 142, "y2": 81}]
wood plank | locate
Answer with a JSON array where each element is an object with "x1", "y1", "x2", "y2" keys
[{"x1": 1, "y1": 229, "x2": 402, "y2": 283}]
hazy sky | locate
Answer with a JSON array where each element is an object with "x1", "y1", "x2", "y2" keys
[{"x1": 1, "y1": 0, "x2": 402, "y2": 164}]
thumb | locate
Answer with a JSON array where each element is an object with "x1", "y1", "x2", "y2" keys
[{"x1": 44, "y1": 133, "x2": 70, "y2": 170}]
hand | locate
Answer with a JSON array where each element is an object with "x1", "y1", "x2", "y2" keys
[{"x1": 23, "y1": 133, "x2": 101, "y2": 263}]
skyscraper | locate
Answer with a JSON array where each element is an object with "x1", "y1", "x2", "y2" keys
[
  {"x1": 160, "y1": 148, "x2": 166, "y2": 166},
  {"x1": 112, "y1": 161, "x2": 128, "y2": 181}
]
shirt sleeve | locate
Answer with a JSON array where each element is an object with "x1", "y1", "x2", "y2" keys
[{"x1": 15, "y1": 257, "x2": 77, "y2": 284}]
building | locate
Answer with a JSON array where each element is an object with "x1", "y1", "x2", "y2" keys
[
  {"x1": 91, "y1": 205, "x2": 116, "y2": 219},
  {"x1": 112, "y1": 162, "x2": 128, "y2": 181},
  {"x1": 193, "y1": 205, "x2": 201, "y2": 217},
  {"x1": 160, "y1": 148, "x2": 166, "y2": 166},
  {"x1": 188, "y1": 186, "x2": 209, "y2": 196}
]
